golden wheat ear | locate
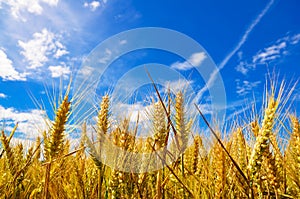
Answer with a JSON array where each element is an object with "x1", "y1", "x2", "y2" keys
[
  {"x1": 246, "y1": 79, "x2": 286, "y2": 198},
  {"x1": 86, "y1": 94, "x2": 110, "y2": 165},
  {"x1": 97, "y1": 94, "x2": 110, "y2": 136},
  {"x1": 45, "y1": 93, "x2": 71, "y2": 161},
  {"x1": 153, "y1": 101, "x2": 167, "y2": 150},
  {"x1": 42, "y1": 92, "x2": 71, "y2": 199},
  {"x1": 285, "y1": 115, "x2": 300, "y2": 196},
  {"x1": 0, "y1": 124, "x2": 18, "y2": 174},
  {"x1": 195, "y1": 104, "x2": 249, "y2": 184},
  {"x1": 247, "y1": 96, "x2": 278, "y2": 193}
]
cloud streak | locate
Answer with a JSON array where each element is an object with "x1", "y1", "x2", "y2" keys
[
  {"x1": 196, "y1": 0, "x2": 275, "y2": 99},
  {"x1": 219, "y1": 0, "x2": 275, "y2": 69}
]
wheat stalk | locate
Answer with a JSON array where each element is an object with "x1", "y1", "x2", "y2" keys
[
  {"x1": 248, "y1": 95, "x2": 279, "y2": 197},
  {"x1": 43, "y1": 93, "x2": 71, "y2": 199},
  {"x1": 0, "y1": 123, "x2": 19, "y2": 178}
]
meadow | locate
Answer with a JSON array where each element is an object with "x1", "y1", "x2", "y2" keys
[{"x1": 0, "y1": 79, "x2": 299, "y2": 199}]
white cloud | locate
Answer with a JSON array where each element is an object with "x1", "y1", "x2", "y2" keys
[
  {"x1": 0, "y1": 105, "x2": 48, "y2": 138},
  {"x1": 0, "y1": 0, "x2": 59, "y2": 21},
  {"x1": 235, "y1": 62, "x2": 249, "y2": 75},
  {"x1": 0, "y1": 49, "x2": 26, "y2": 81},
  {"x1": 48, "y1": 65, "x2": 71, "y2": 78},
  {"x1": 252, "y1": 41, "x2": 286, "y2": 65},
  {"x1": 10, "y1": 137, "x2": 35, "y2": 149},
  {"x1": 163, "y1": 79, "x2": 194, "y2": 94},
  {"x1": 83, "y1": 2, "x2": 89, "y2": 7},
  {"x1": 18, "y1": 28, "x2": 68, "y2": 69},
  {"x1": 54, "y1": 48, "x2": 69, "y2": 58},
  {"x1": 0, "y1": 93, "x2": 7, "y2": 98},
  {"x1": 98, "y1": 48, "x2": 112, "y2": 64},
  {"x1": 171, "y1": 52, "x2": 206, "y2": 71},
  {"x1": 291, "y1": 34, "x2": 300, "y2": 45},
  {"x1": 235, "y1": 60, "x2": 256, "y2": 75},
  {"x1": 90, "y1": 1, "x2": 100, "y2": 10},
  {"x1": 219, "y1": 0, "x2": 275, "y2": 70},
  {"x1": 115, "y1": 102, "x2": 150, "y2": 123},
  {"x1": 190, "y1": 52, "x2": 206, "y2": 66},
  {"x1": 84, "y1": 1, "x2": 100, "y2": 11},
  {"x1": 78, "y1": 65, "x2": 94, "y2": 76},
  {"x1": 43, "y1": 0, "x2": 59, "y2": 6},
  {"x1": 236, "y1": 33, "x2": 300, "y2": 75},
  {"x1": 236, "y1": 79, "x2": 261, "y2": 96},
  {"x1": 119, "y1": 40, "x2": 127, "y2": 45}
]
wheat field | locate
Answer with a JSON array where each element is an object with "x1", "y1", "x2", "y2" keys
[{"x1": 0, "y1": 80, "x2": 299, "y2": 199}]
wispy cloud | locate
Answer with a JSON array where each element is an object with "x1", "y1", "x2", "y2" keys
[
  {"x1": 236, "y1": 33, "x2": 300, "y2": 75},
  {"x1": 0, "y1": 0, "x2": 121, "y2": 83},
  {"x1": 225, "y1": 103, "x2": 252, "y2": 121},
  {"x1": 48, "y1": 65, "x2": 71, "y2": 78},
  {"x1": 78, "y1": 65, "x2": 94, "y2": 76},
  {"x1": 98, "y1": 48, "x2": 112, "y2": 64},
  {"x1": 219, "y1": 0, "x2": 275, "y2": 69},
  {"x1": 84, "y1": 1, "x2": 101, "y2": 11},
  {"x1": 18, "y1": 28, "x2": 68, "y2": 69},
  {"x1": 113, "y1": 102, "x2": 151, "y2": 123},
  {"x1": 236, "y1": 79, "x2": 261, "y2": 96},
  {"x1": 296, "y1": 92, "x2": 300, "y2": 102},
  {"x1": 163, "y1": 79, "x2": 194, "y2": 93},
  {"x1": 119, "y1": 40, "x2": 127, "y2": 45},
  {"x1": 235, "y1": 61, "x2": 254, "y2": 75},
  {"x1": 0, "y1": 49, "x2": 26, "y2": 81},
  {"x1": 0, "y1": 0, "x2": 59, "y2": 21},
  {"x1": 252, "y1": 41, "x2": 286, "y2": 64},
  {"x1": 0, "y1": 93, "x2": 7, "y2": 98},
  {"x1": 290, "y1": 34, "x2": 300, "y2": 45},
  {"x1": 0, "y1": 105, "x2": 48, "y2": 138},
  {"x1": 196, "y1": 0, "x2": 274, "y2": 99},
  {"x1": 171, "y1": 52, "x2": 206, "y2": 71}
]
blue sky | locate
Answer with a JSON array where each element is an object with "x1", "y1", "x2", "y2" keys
[{"x1": 0, "y1": 0, "x2": 299, "y2": 141}]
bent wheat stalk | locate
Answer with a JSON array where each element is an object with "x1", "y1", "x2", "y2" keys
[{"x1": 194, "y1": 104, "x2": 250, "y2": 191}]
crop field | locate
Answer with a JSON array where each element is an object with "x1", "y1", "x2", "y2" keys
[
  {"x1": 0, "y1": 0, "x2": 299, "y2": 198},
  {"x1": 0, "y1": 79, "x2": 299, "y2": 199}
]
